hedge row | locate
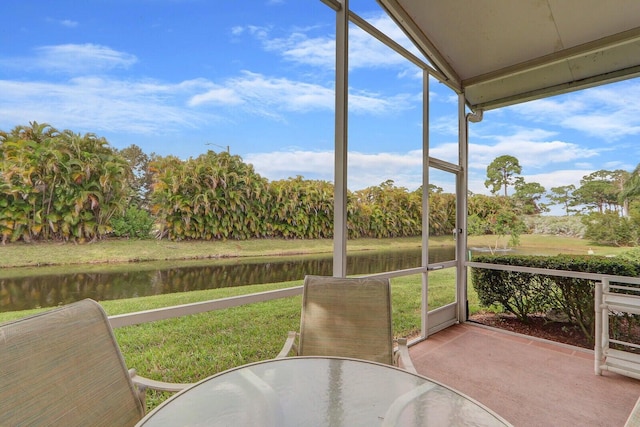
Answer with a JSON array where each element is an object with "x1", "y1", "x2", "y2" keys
[{"x1": 470, "y1": 254, "x2": 640, "y2": 343}]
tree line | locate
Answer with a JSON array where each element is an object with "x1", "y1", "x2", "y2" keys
[
  {"x1": 483, "y1": 155, "x2": 640, "y2": 245},
  {"x1": 1, "y1": 123, "x2": 638, "y2": 245},
  {"x1": 484, "y1": 154, "x2": 640, "y2": 216}
]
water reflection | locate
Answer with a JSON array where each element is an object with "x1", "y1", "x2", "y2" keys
[{"x1": 0, "y1": 248, "x2": 455, "y2": 312}]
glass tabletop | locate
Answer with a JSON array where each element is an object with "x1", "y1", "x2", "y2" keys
[{"x1": 137, "y1": 356, "x2": 511, "y2": 427}]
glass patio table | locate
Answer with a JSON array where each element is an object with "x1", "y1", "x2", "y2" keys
[{"x1": 136, "y1": 356, "x2": 512, "y2": 427}]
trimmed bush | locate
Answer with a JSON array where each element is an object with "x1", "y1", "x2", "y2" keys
[{"x1": 471, "y1": 254, "x2": 640, "y2": 343}]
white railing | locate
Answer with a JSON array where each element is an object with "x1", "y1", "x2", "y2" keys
[
  {"x1": 467, "y1": 261, "x2": 640, "y2": 381},
  {"x1": 108, "y1": 267, "x2": 435, "y2": 329},
  {"x1": 108, "y1": 286, "x2": 303, "y2": 328},
  {"x1": 108, "y1": 261, "x2": 640, "y2": 381},
  {"x1": 466, "y1": 261, "x2": 640, "y2": 284},
  {"x1": 595, "y1": 280, "x2": 640, "y2": 380}
]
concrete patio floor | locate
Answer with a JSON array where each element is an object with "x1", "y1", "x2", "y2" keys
[{"x1": 408, "y1": 322, "x2": 640, "y2": 426}]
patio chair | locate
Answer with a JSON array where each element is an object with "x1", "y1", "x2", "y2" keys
[
  {"x1": 0, "y1": 298, "x2": 191, "y2": 427},
  {"x1": 277, "y1": 275, "x2": 416, "y2": 373}
]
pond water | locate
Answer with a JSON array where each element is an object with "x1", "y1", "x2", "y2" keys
[
  {"x1": 1, "y1": 247, "x2": 468, "y2": 312},
  {"x1": 2, "y1": 244, "x2": 528, "y2": 313}
]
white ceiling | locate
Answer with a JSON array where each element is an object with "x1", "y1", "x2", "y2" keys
[{"x1": 378, "y1": 0, "x2": 640, "y2": 110}]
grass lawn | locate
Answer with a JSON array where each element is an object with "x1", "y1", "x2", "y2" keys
[
  {"x1": 110, "y1": 270, "x2": 464, "y2": 410},
  {"x1": 0, "y1": 234, "x2": 623, "y2": 411},
  {"x1": 0, "y1": 264, "x2": 465, "y2": 411}
]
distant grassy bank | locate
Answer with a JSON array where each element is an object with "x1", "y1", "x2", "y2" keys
[{"x1": 0, "y1": 234, "x2": 622, "y2": 269}]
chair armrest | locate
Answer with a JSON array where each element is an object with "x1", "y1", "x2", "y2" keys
[
  {"x1": 129, "y1": 369, "x2": 192, "y2": 392},
  {"x1": 394, "y1": 338, "x2": 417, "y2": 374},
  {"x1": 276, "y1": 331, "x2": 299, "y2": 358},
  {"x1": 129, "y1": 369, "x2": 193, "y2": 410}
]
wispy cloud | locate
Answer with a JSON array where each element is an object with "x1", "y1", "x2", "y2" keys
[
  {"x1": 245, "y1": 149, "x2": 425, "y2": 191},
  {"x1": 189, "y1": 70, "x2": 414, "y2": 118},
  {"x1": 0, "y1": 77, "x2": 212, "y2": 134},
  {"x1": 1, "y1": 44, "x2": 137, "y2": 75},
  {"x1": 467, "y1": 137, "x2": 599, "y2": 170},
  {"x1": 522, "y1": 170, "x2": 594, "y2": 192},
  {"x1": 45, "y1": 17, "x2": 79, "y2": 28},
  {"x1": 509, "y1": 81, "x2": 640, "y2": 140},
  {"x1": 60, "y1": 19, "x2": 79, "y2": 28},
  {"x1": 238, "y1": 11, "x2": 421, "y2": 72},
  {"x1": 0, "y1": 39, "x2": 416, "y2": 135}
]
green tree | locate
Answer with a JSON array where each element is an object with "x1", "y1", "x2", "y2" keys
[
  {"x1": 513, "y1": 178, "x2": 547, "y2": 215},
  {"x1": 582, "y1": 211, "x2": 637, "y2": 246},
  {"x1": 620, "y1": 164, "x2": 640, "y2": 217},
  {"x1": 467, "y1": 194, "x2": 525, "y2": 250},
  {"x1": 110, "y1": 206, "x2": 154, "y2": 239},
  {"x1": 425, "y1": 187, "x2": 455, "y2": 236},
  {"x1": 0, "y1": 122, "x2": 130, "y2": 243},
  {"x1": 574, "y1": 170, "x2": 621, "y2": 213},
  {"x1": 150, "y1": 151, "x2": 270, "y2": 240},
  {"x1": 484, "y1": 155, "x2": 522, "y2": 196},
  {"x1": 622, "y1": 163, "x2": 640, "y2": 199},
  {"x1": 351, "y1": 180, "x2": 421, "y2": 238},
  {"x1": 268, "y1": 176, "x2": 333, "y2": 239},
  {"x1": 118, "y1": 144, "x2": 151, "y2": 209},
  {"x1": 548, "y1": 185, "x2": 577, "y2": 216}
]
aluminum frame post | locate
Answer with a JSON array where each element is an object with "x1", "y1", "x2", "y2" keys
[{"x1": 332, "y1": 0, "x2": 349, "y2": 277}]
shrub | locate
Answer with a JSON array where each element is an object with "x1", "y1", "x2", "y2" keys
[
  {"x1": 522, "y1": 215, "x2": 585, "y2": 237},
  {"x1": 582, "y1": 212, "x2": 638, "y2": 246},
  {"x1": 618, "y1": 247, "x2": 640, "y2": 264},
  {"x1": 471, "y1": 254, "x2": 640, "y2": 343},
  {"x1": 471, "y1": 256, "x2": 553, "y2": 322},
  {"x1": 110, "y1": 206, "x2": 155, "y2": 239}
]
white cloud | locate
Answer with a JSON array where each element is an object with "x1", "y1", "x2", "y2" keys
[
  {"x1": 189, "y1": 87, "x2": 245, "y2": 106},
  {"x1": 244, "y1": 11, "x2": 423, "y2": 73},
  {"x1": 264, "y1": 31, "x2": 335, "y2": 68},
  {"x1": 510, "y1": 81, "x2": 640, "y2": 140},
  {"x1": 522, "y1": 170, "x2": 594, "y2": 191},
  {"x1": 60, "y1": 19, "x2": 78, "y2": 28},
  {"x1": 245, "y1": 149, "x2": 424, "y2": 191},
  {"x1": 1, "y1": 44, "x2": 137, "y2": 75},
  {"x1": 246, "y1": 144, "x2": 601, "y2": 195},
  {"x1": 1, "y1": 59, "x2": 414, "y2": 135},
  {"x1": 466, "y1": 127, "x2": 600, "y2": 170},
  {"x1": 189, "y1": 71, "x2": 413, "y2": 117},
  {"x1": 45, "y1": 17, "x2": 79, "y2": 28},
  {"x1": 602, "y1": 160, "x2": 636, "y2": 171},
  {"x1": 0, "y1": 77, "x2": 212, "y2": 134}
]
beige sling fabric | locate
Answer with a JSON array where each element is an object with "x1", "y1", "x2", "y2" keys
[
  {"x1": 297, "y1": 275, "x2": 395, "y2": 365},
  {"x1": 0, "y1": 299, "x2": 144, "y2": 427}
]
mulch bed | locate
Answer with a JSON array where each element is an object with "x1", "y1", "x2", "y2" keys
[{"x1": 468, "y1": 312, "x2": 592, "y2": 349}]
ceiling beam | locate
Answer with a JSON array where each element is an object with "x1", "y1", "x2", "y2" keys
[
  {"x1": 471, "y1": 64, "x2": 640, "y2": 111},
  {"x1": 464, "y1": 26, "x2": 640, "y2": 87}
]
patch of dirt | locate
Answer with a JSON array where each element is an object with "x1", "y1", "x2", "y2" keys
[{"x1": 469, "y1": 312, "x2": 592, "y2": 349}]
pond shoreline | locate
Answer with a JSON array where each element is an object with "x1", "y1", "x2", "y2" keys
[{"x1": 0, "y1": 235, "x2": 613, "y2": 270}]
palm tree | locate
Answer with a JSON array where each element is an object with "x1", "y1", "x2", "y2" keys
[{"x1": 622, "y1": 163, "x2": 640, "y2": 200}]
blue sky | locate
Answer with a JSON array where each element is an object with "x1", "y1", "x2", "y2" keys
[{"x1": 2, "y1": 0, "x2": 640, "y2": 215}]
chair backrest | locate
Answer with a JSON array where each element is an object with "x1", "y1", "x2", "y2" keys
[
  {"x1": 0, "y1": 299, "x2": 144, "y2": 427},
  {"x1": 298, "y1": 275, "x2": 394, "y2": 365}
]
